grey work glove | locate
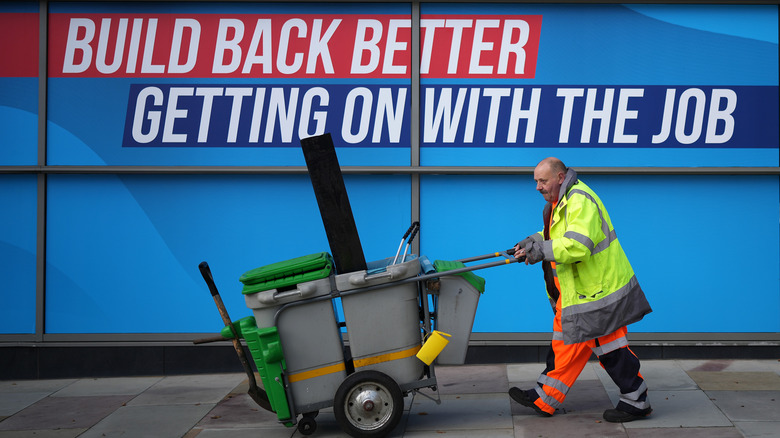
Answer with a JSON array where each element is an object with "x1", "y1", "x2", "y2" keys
[
  {"x1": 522, "y1": 241, "x2": 545, "y2": 265},
  {"x1": 516, "y1": 236, "x2": 535, "y2": 249}
]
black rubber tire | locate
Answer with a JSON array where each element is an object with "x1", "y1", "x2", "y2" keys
[
  {"x1": 333, "y1": 370, "x2": 404, "y2": 438},
  {"x1": 297, "y1": 415, "x2": 317, "y2": 435}
]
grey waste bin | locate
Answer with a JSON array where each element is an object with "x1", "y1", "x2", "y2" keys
[
  {"x1": 432, "y1": 259, "x2": 485, "y2": 365},
  {"x1": 336, "y1": 256, "x2": 424, "y2": 386},
  {"x1": 241, "y1": 253, "x2": 346, "y2": 412}
]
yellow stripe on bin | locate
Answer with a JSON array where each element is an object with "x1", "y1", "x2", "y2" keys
[
  {"x1": 288, "y1": 362, "x2": 346, "y2": 383},
  {"x1": 353, "y1": 345, "x2": 422, "y2": 368}
]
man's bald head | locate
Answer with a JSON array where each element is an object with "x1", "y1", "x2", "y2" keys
[{"x1": 534, "y1": 157, "x2": 567, "y2": 203}]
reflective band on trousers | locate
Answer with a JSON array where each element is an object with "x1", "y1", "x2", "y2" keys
[
  {"x1": 620, "y1": 381, "x2": 650, "y2": 410},
  {"x1": 538, "y1": 374, "x2": 570, "y2": 396},
  {"x1": 590, "y1": 336, "x2": 629, "y2": 357},
  {"x1": 534, "y1": 386, "x2": 564, "y2": 409}
]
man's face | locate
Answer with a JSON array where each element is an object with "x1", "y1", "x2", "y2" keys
[{"x1": 534, "y1": 164, "x2": 564, "y2": 203}]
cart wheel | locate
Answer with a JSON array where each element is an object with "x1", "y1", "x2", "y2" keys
[
  {"x1": 297, "y1": 415, "x2": 317, "y2": 435},
  {"x1": 333, "y1": 370, "x2": 403, "y2": 437}
]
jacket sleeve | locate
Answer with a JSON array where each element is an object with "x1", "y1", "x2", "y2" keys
[{"x1": 540, "y1": 193, "x2": 604, "y2": 264}]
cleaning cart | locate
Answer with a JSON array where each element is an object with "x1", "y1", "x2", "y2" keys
[
  {"x1": 194, "y1": 132, "x2": 521, "y2": 437},
  {"x1": 196, "y1": 223, "x2": 521, "y2": 437}
]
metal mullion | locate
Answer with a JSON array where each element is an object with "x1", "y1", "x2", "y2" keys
[
  {"x1": 410, "y1": 1, "x2": 421, "y2": 255},
  {"x1": 34, "y1": 0, "x2": 48, "y2": 343}
]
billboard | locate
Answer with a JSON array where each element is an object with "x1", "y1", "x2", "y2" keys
[{"x1": 45, "y1": 2, "x2": 778, "y2": 167}]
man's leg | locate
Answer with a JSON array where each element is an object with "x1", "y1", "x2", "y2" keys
[
  {"x1": 510, "y1": 297, "x2": 592, "y2": 416},
  {"x1": 527, "y1": 334, "x2": 593, "y2": 416},
  {"x1": 595, "y1": 327, "x2": 651, "y2": 422}
]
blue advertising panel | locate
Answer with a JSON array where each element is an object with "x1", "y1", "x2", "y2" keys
[
  {"x1": 420, "y1": 3, "x2": 779, "y2": 167},
  {"x1": 420, "y1": 174, "x2": 780, "y2": 333},
  {"x1": 0, "y1": 2, "x2": 38, "y2": 165},
  {"x1": 0, "y1": 175, "x2": 38, "y2": 334},
  {"x1": 45, "y1": 174, "x2": 411, "y2": 333}
]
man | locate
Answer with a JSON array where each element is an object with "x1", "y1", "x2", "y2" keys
[{"x1": 510, "y1": 157, "x2": 653, "y2": 423}]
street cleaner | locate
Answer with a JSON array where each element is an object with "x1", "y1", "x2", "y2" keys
[{"x1": 509, "y1": 157, "x2": 653, "y2": 423}]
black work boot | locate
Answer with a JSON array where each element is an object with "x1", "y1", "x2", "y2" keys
[
  {"x1": 603, "y1": 407, "x2": 652, "y2": 423},
  {"x1": 508, "y1": 387, "x2": 552, "y2": 417}
]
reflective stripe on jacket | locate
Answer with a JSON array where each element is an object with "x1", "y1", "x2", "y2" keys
[{"x1": 530, "y1": 168, "x2": 652, "y2": 344}]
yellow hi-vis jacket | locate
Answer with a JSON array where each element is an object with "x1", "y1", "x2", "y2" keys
[{"x1": 529, "y1": 168, "x2": 652, "y2": 344}]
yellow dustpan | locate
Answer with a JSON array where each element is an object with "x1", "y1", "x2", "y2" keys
[{"x1": 416, "y1": 330, "x2": 452, "y2": 365}]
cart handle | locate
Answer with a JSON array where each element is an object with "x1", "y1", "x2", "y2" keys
[
  {"x1": 455, "y1": 248, "x2": 525, "y2": 264},
  {"x1": 254, "y1": 282, "x2": 317, "y2": 305}
]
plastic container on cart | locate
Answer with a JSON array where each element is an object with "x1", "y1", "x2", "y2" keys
[
  {"x1": 431, "y1": 259, "x2": 485, "y2": 365},
  {"x1": 240, "y1": 253, "x2": 346, "y2": 413},
  {"x1": 336, "y1": 256, "x2": 424, "y2": 387}
]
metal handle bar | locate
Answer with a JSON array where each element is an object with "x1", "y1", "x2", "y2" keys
[
  {"x1": 272, "y1": 249, "x2": 522, "y2": 326},
  {"x1": 455, "y1": 249, "x2": 524, "y2": 264}
]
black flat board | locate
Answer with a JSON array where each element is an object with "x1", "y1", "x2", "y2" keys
[{"x1": 300, "y1": 133, "x2": 367, "y2": 273}]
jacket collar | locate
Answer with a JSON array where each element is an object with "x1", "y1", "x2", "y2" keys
[{"x1": 556, "y1": 168, "x2": 579, "y2": 204}]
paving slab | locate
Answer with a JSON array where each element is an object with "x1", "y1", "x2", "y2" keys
[
  {"x1": 78, "y1": 403, "x2": 214, "y2": 438},
  {"x1": 635, "y1": 360, "x2": 698, "y2": 391},
  {"x1": 705, "y1": 390, "x2": 780, "y2": 422},
  {"x1": 407, "y1": 393, "x2": 513, "y2": 432},
  {"x1": 733, "y1": 421, "x2": 780, "y2": 437},
  {"x1": 508, "y1": 361, "x2": 600, "y2": 386},
  {"x1": 677, "y1": 359, "x2": 735, "y2": 372},
  {"x1": 594, "y1": 359, "x2": 696, "y2": 392},
  {"x1": 0, "y1": 380, "x2": 77, "y2": 416},
  {"x1": 51, "y1": 377, "x2": 162, "y2": 397},
  {"x1": 619, "y1": 390, "x2": 732, "y2": 429},
  {"x1": 0, "y1": 429, "x2": 87, "y2": 438},
  {"x1": 0, "y1": 393, "x2": 53, "y2": 417},
  {"x1": 127, "y1": 373, "x2": 245, "y2": 406},
  {"x1": 0, "y1": 381, "x2": 75, "y2": 394},
  {"x1": 626, "y1": 427, "x2": 743, "y2": 437},
  {"x1": 507, "y1": 363, "x2": 544, "y2": 384},
  {"x1": 434, "y1": 364, "x2": 508, "y2": 394},
  {"x1": 0, "y1": 395, "x2": 132, "y2": 431},
  {"x1": 405, "y1": 429, "x2": 514, "y2": 437},
  {"x1": 688, "y1": 372, "x2": 780, "y2": 391},
  {"x1": 678, "y1": 360, "x2": 780, "y2": 374},
  {"x1": 513, "y1": 412, "x2": 627, "y2": 438},
  {"x1": 192, "y1": 427, "x2": 298, "y2": 438},
  {"x1": 197, "y1": 392, "x2": 280, "y2": 429}
]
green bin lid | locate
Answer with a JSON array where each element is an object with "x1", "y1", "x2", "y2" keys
[
  {"x1": 433, "y1": 259, "x2": 486, "y2": 294},
  {"x1": 240, "y1": 252, "x2": 334, "y2": 295}
]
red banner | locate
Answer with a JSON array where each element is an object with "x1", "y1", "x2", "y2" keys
[
  {"x1": 0, "y1": 13, "x2": 39, "y2": 77},
  {"x1": 48, "y1": 13, "x2": 541, "y2": 79}
]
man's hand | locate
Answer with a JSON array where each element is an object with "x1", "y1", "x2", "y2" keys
[
  {"x1": 514, "y1": 236, "x2": 536, "y2": 264},
  {"x1": 513, "y1": 243, "x2": 530, "y2": 265},
  {"x1": 523, "y1": 242, "x2": 544, "y2": 265}
]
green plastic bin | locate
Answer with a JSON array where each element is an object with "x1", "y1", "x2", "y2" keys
[{"x1": 240, "y1": 252, "x2": 334, "y2": 295}]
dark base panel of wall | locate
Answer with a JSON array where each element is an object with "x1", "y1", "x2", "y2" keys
[{"x1": 2, "y1": 344, "x2": 779, "y2": 380}]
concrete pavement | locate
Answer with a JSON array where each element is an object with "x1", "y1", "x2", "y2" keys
[{"x1": 1, "y1": 359, "x2": 779, "y2": 437}]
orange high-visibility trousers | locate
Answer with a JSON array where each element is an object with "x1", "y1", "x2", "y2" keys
[{"x1": 529, "y1": 297, "x2": 650, "y2": 416}]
